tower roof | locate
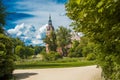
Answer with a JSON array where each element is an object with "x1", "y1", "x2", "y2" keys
[
  {"x1": 48, "y1": 14, "x2": 52, "y2": 25},
  {"x1": 47, "y1": 14, "x2": 54, "y2": 31}
]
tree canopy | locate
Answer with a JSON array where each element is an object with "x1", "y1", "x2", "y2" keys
[
  {"x1": 66, "y1": 0, "x2": 120, "y2": 79},
  {"x1": 56, "y1": 26, "x2": 71, "y2": 56},
  {"x1": 44, "y1": 30, "x2": 57, "y2": 52},
  {"x1": 0, "y1": 34, "x2": 14, "y2": 80},
  {"x1": 0, "y1": 1, "x2": 15, "y2": 79}
]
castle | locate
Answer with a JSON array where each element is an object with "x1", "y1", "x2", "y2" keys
[{"x1": 45, "y1": 15, "x2": 80, "y2": 55}]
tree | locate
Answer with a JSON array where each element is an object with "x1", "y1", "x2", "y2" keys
[
  {"x1": 56, "y1": 26, "x2": 71, "y2": 56},
  {"x1": 0, "y1": 34, "x2": 14, "y2": 80},
  {"x1": 80, "y1": 36, "x2": 97, "y2": 58},
  {"x1": 0, "y1": 1, "x2": 15, "y2": 79},
  {"x1": 43, "y1": 51, "x2": 62, "y2": 61},
  {"x1": 44, "y1": 31, "x2": 57, "y2": 52},
  {"x1": 11, "y1": 37, "x2": 24, "y2": 47},
  {"x1": 68, "y1": 40, "x2": 82, "y2": 57},
  {"x1": 15, "y1": 45, "x2": 25, "y2": 59},
  {"x1": 34, "y1": 46, "x2": 45, "y2": 55},
  {"x1": 24, "y1": 47, "x2": 34, "y2": 59},
  {"x1": 66, "y1": 0, "x2": 120, "y2": 79},
  {"x1": 0, "y1": 0, "x2": 6, "y2": 33},
  {"x1": 15, "y1": 46, "x2": 34, "y2": 59},
  {"x1": 68, "y1": 37, "x2": 97, "y2": 59}
]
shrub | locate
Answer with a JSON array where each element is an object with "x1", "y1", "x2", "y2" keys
[
  {"x1": 86, "y1": 53, "x2": 96, "y2": 61},
  {"x1": 68, "y1": 40, "x2": 83, "y2": 58},
  {"x1": 68, "y1": 52, "x2": 82, "y2": 58},
  {"x1": 43, "y1": 51, "x2": 62, "y2": 61}
]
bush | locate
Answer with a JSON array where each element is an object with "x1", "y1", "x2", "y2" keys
[
  {"x1": 43, "y1": 51, "x2": 62, "y2": 61},
  {"x1": 68, "y1": 52, "x2": 82, "y2": 58},
  {"x1": 68, "y1": 40, "x2": 83, "y2": 58},
  {"x1": 86, "y1": 53, "x2": 96, "y2": 61},
  {"x1": 13, "y1": 54, "x2": 21, "y2": 61},
  {"x1": 0, "y1": 34, "x2": 15, "y2": 80}
]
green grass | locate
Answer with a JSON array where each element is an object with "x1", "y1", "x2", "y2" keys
[{"x1": 15, "y1": 57, "x2": 96, "y2": 69}]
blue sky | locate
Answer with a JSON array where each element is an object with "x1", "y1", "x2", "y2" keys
[
  {"x1": 4, "y1": 0, "x2": 70, "y2": 29},
  {"x1": 3, "y1": 0, "x2": 71, "y2": 45}
]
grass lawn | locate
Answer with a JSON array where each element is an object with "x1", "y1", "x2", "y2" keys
[{"x1": 15, "y1": 57, "x2": 96, "y2": 69}]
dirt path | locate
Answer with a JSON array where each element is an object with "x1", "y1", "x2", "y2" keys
[{"x1": 14, "y1": 65, "x2": 102, "y2": 80}]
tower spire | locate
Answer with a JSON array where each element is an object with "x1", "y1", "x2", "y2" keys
[
  {"x1": 48, "y1": 14, "x2": 52, "y2": 25},
  {"x1": 49, "y1": 14, "x2": 51, "y2": 20}
]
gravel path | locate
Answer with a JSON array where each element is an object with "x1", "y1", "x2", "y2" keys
[{"x1": 14, "y1": 65, "x2": 102, "y2": 80}]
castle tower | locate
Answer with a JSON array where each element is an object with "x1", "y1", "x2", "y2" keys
[
  {"x1": 46, "y1": 14, "x2": 54, "y2": 53},
  {"x1": 46, "y1": 14, "x2": 54, "y2": 36}
]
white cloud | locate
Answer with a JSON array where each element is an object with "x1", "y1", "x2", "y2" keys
[
  {"x1": 32, "y1": 40, "x2": 43, "y2": 45},
  {"x1": 8, "y1": 23, "x2": 47, "y2": 45},
  {"x1": 14, "y1": 0, "x2": 71, "y2": 29},
  {"x1": 7, "y1": 0, "x2": 72, "y2": 45}
]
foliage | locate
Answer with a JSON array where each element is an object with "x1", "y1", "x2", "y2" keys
[
  {"x1": 68, "y1": 40, "x2": 82, "y2": 57},
  {"x1": 80, "y1": 36, "x2": 97, "y2": 59},
  {"x1": 34, "y1": 46, "x2": 45, "y2": 55},
  {"x1": 66, "y1": 0, "x2": 120, "y2": 79},
  {"x1": 11, "y1": 37, "x2": 24, "y2": 47},
  {"x1": 44, "y1": 31, "x2": 57, "y2": 52},
  {"x1": 15, "y1": 45, "x2": 24, "y2": 59},
  {"x1": 79, "y1": 36, "x2": 89, "y2": 57},
  {"x1": 24, "y1": 46, "x2": 35, "y2": 59},
  {"x1": 15, "y1": 58, "x2": 95, "y2": 69},
  {"x1": 44, "y1": 26, "x2": 71, "y2": 57},
  {"x1": 68, "y1": 37, "x2": 96, "y2": 60},
  {"x1": 0, "y1": 34, "x2": 14, "y2": 80},
  {"x1": 0, "y1": 43, "x2": 6, "y2": 55},
  {"x1": 0, "y1": 1, "x2": 15, "y2": 79},
  {"x1": 43, "y1": 51, "x2": 62, "y2": 61},
  {"x1": 86, "y1": 53, "x2": 96, "y2": 61},
  {"x1": 15, "y1": 45, "x2": 34, "y2": 59},
  {"x1": 56, "y1": 26, "x2": 71, "y2": 56}
]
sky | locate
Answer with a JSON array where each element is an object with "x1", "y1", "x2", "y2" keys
[{"x1": 3, "y1": 0, "x2": 71, "y2": 46}]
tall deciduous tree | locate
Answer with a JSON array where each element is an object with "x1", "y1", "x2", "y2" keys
[
  {"x1": 56, "y1": 26, "x2": 71, "y2": 56},
  {"x1": 44, "y1": 31, "x2": 57, "y2": 52},
  {"x1": 0, "y1": 0, "x2": 15, "y2": 79},
  {"x1": 66, "y1": 0, "x2": 120, "y2": 79}
]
